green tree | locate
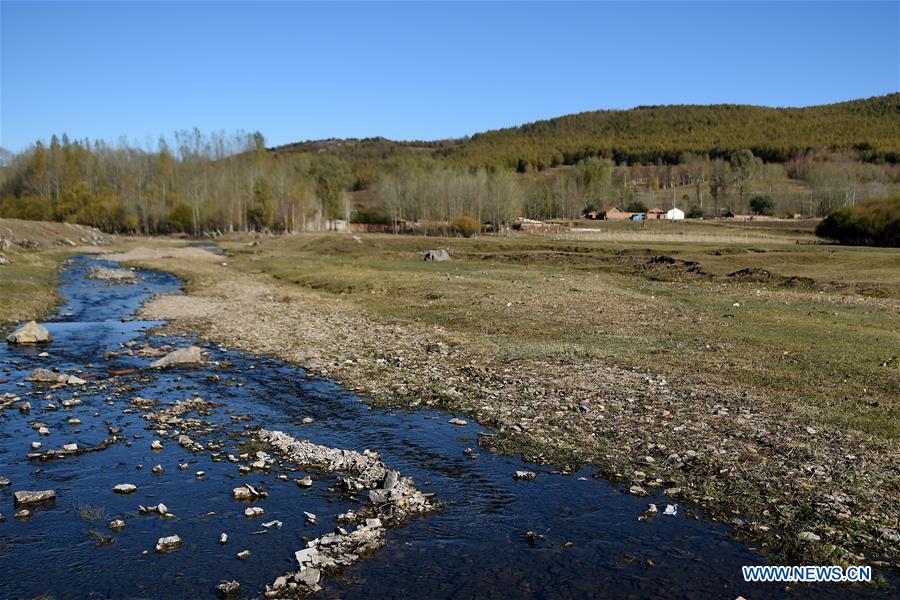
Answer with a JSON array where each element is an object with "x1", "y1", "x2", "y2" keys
[
  {"x1": 730, "y1": 149, "x2": 761, "y2": 211},
  {"x1": 169, "y1": 203, "x2": 194, "y2": 233},
  {"x1": 749, "y1": 195, "x2": 776, "y2": 216},
  {"x1": 247, "y1": 177, "x2": 274, "y2": 230}
]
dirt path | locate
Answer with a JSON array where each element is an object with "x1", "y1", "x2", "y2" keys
[{"x1": 120, "y1": 246, "x2": 899, "y2": 571}]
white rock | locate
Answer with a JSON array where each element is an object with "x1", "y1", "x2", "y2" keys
[
  {"x1": 150, "y1": 346, "x2": 205, "y2": 369},
  {"x1": 13, "y1": 489, "x2": 56, "y2": 505},
  {"x1": 6, "y1": 321, "x2": 52, "y2": 344},
  {"x1": 113, "y1": 483, "x2": 137, "y2": 494},
  {"x1": 232, "y1": 486, "x2": 253, "y2": 501},
  {"x1": 156, "y1": 534, "x2": 182, "y2": 552}
]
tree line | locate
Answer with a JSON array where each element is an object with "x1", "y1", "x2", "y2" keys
[
  {"x1": 1, "y1": 124, "x2": 898, "y2": 234},
  {"x1": 0, "y1": 130, "x2": 358, "y2": 234}
]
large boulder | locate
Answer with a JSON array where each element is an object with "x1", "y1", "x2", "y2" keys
[
  {"x1": 7, "y1": 321, "x2": 52, "y2": 344},
  {"x1": 150, "y1": 346, "x2": 206, "y2": 368},
  {"x1": 423, "y1": 249, "x2": 451, "y2": 262}
]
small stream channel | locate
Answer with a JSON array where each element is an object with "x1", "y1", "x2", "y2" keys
[{"x1": 0, "y1": 256, "x2": 889, "y2": 599}]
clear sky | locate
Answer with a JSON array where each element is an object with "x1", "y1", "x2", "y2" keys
[{"x1": 1, "y1": 1, "x2": 898, "y2": 152}]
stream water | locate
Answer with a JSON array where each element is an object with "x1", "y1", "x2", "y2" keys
[{"x1": 0, "y1": 256, "x2": 890, "y2": 599}]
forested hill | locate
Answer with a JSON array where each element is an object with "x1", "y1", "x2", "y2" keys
[{"x1": 435, "y1": 94, "x2": 900, "y2": 169}]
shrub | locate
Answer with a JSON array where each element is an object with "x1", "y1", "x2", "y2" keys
[
  {"x1": 686, "y1": 206, "x2": 705, "y2": 219},
  {"x1": 625, "y1": 201, "x2": 648, "y2": 213},
  {"x1": 352, "y1": 205, "x2": 391, "y2": 225},
  {"x1": 815, "y1": 196, "x2": 900, "y2": 247},
  {"x1": 750, "y1": 195, "x2": 776, "y2": 216},
  {"x1": 451, "y1": 215, "x2": 480, "y2": 237}
]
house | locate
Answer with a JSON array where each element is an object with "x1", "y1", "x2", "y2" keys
[
  {"x1": 665, "y1": 207, "x2": 685, "y2": 220},
  {"x1": 646, "y1": 207, "x2": 666, "y2": 220},
  {"x1": 604, "y1": 207, "x2": 637, "y2": 220}
]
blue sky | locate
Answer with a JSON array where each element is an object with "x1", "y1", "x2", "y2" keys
[{"x1": 1, "y1": 1, "x2": 898, "y2": 152}]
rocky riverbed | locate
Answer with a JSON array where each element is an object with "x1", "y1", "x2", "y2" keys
[{"x1": 0, "y1": 256, "x2": 893, "y2": 598}]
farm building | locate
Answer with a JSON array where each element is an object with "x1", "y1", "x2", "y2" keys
[
  {"x1": 646, "y1": 208, "x2": 666, "y2": 220},
  {"x1": 666, "y1": 207, "x2": 685, "y2": 220},
  {"x1": 603, "y1": 208, "x2": 638, "y2": 220}
]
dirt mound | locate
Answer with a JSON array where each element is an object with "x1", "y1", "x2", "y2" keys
[
  {"x1": 727, "y1": 267, "x2": 773, "y2": 280},
  {"x1": 0, "y1": 218, "x2": 110, "y2": 250}
]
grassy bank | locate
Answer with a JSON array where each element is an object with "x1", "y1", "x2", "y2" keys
[
  {"x1": 219, "y1": 224, "x2": 899, "y2": 441},
  {"x1": 0, "y1": 219, "x2": 111, "y2": 330}
]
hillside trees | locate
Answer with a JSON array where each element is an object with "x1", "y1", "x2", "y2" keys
[
  {"x1": 708, "y1": 159, "x2": 731, "y2": 217},
  {"x1": 731, "y1": 149, "x2": 762, "y2": 211}
]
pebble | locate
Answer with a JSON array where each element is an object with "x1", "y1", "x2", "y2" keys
[
  {"x1": 150, "y1": 440, "x2": 163, "y2": 450},
  {"x1": 245, "y1": 507, "x2": 264, "y2": 518},
  {"x1": 629, "y1": 485, "x2": 648, "y2": 496},
  {"x1": 297, "y1": 476, "x2": 313, "y2": 487},
  {"x1": 448, "y1": 418, "x2": 468, "y2": 426},
  {"x1": 109, "y1": 519, "x2": 126, "y2": 530},
  {"x1": 63, "y1": 443, "x2": 78, "y2": 452},
  {"x1": 798, "y1": 531, "x2": 821, "y2": 542},
  {"x1": 113, "y1": 483, "x2": 137, "y2": 494},
  {"x1": 219, "y1": 533, "x2": 228, "y2": 544},
  {"x1": 152, "y1": 465, "x2": 164, "y2": 474},
  {"x1": 513, "y1": 470, "x2": 536, "y2": 481},
  {"x1": 236, "y1": 550, "x2": 251, "y2": 560},
  {"x1": 302, "y1": 417, "x2": 314, "y2": 424},
  {"x1": 0, "y1": 476, "x2": 9, "y2": 487},
  {"x1": 68, "y1": 418, "x2": 81, "y2": 425},
  {"x1": 304, "y1": 511, "x2": 317, "y2": 524}
]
